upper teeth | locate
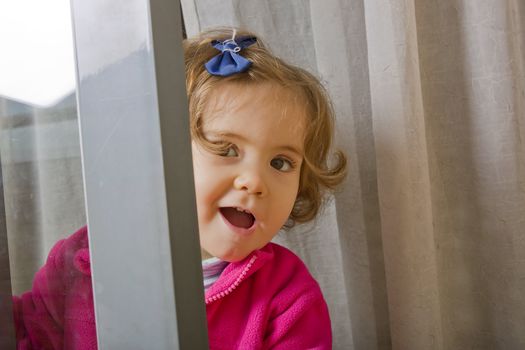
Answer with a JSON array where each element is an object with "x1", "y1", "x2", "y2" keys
[{"x1": 236, "y1": 207, "x2": 250, "y2": 214}]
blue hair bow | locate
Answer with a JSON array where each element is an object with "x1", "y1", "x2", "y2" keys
[{"x1": 204, "y1": 36, "x2": 257, "y2": 77}]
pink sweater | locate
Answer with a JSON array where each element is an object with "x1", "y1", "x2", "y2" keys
[{"x1": 13, "y1": 226, "x2": 332, "y2": 349}]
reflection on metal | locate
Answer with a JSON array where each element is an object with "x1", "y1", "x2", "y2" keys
[{"x1": 70, "y1": 0, "x2": 208, "y2": 348}]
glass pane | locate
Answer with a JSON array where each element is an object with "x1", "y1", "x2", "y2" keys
[{"x1": 0, "y1": 0, "x2": 91, "y2": 348}]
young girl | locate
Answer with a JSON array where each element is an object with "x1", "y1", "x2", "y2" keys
[{"x1": 13, "y1": 28, "x2": 346, "y2": 349}]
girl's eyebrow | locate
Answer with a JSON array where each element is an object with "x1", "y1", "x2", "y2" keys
[{"x1": 209, "y1": 131, "x2": 304, "y2": 157}]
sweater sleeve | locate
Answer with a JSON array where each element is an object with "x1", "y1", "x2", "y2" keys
[
  {"x1": 263, "y1": 286, "x2": 333, "y2": 350},
  {"x1": 12, "y1": 226, "x2": 95, "y2": 350}
]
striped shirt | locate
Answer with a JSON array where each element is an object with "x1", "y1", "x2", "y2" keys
[{"x1": 202, "y1": 257, "x2": 229, "y2": 291}]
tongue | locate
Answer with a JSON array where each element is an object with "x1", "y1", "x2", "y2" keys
[{"x1": 221, "y1": 207, "x2": 255, "y2": 228}]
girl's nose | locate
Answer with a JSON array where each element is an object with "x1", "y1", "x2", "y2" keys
[{"x1": 233, "y1": 169, "x2": 268, "y2": 197}]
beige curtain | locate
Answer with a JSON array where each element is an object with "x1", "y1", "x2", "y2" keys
[{"x1": 181, "y1": 1, "x2": 525, "y2": 349}]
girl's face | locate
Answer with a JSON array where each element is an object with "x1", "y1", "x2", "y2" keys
[{"x1": 192, "y1": 82, "x2": 306, "y2": 262}]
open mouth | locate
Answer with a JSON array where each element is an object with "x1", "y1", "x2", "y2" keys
[{"x1": 220, "y1": 207, "x2": 256, "y2": 229}]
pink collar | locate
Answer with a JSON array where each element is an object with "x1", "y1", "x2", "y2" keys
[{"x1": 204, "y1": 243, "x2": 274, "y2": 304}]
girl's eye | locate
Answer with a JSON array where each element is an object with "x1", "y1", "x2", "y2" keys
[
  {"x1": 220, "y1": 146, "x2": 238, "y2": 157},
  {"x1": 270, "y1": 157, "x2": 295, "y2": 172}
]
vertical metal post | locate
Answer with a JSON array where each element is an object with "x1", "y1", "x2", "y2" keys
[
  {"x1": 0, "y1": 148, "x2": 15, "y2": 349},
  {"x1": 70, "y1": 0, "x2": 208, "y2": 348},
  {"x1": 149, "y1": 1, "x2": 210, "y2": 348}
]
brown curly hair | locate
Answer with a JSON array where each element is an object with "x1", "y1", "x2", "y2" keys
[{"x1": 184, "y1": 27, "x2": 346, "y2": 227}]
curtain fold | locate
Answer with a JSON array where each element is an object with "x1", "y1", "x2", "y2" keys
[{"x1": 181, "y1": 1, "x2": 525, "y2": 349}]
